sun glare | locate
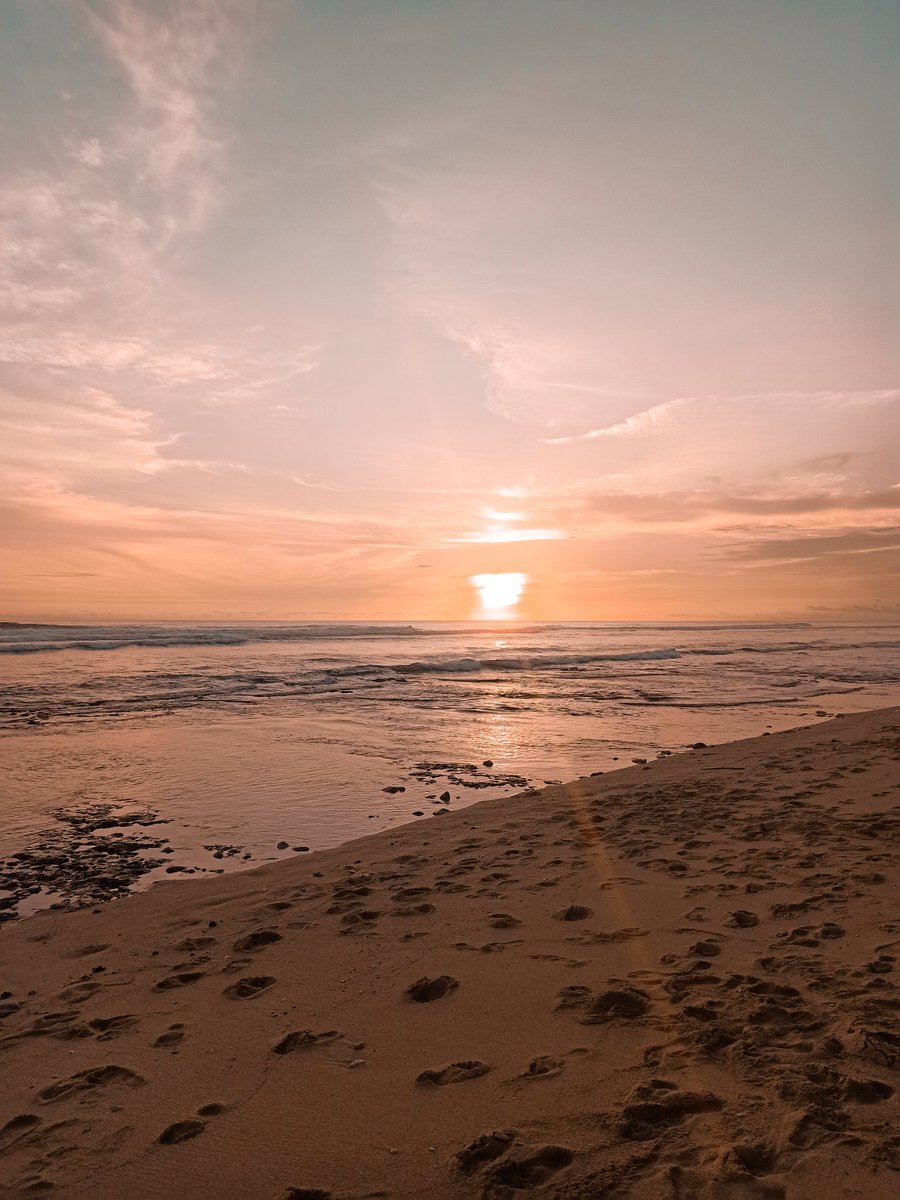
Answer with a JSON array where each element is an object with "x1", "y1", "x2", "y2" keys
[{"x1": 470, "y1": 572, "x2": 527, "y2": 620}]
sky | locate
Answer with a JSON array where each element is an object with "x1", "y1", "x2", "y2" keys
[{"x1": 1, "y1": 0, "x2": 898, "y2": 622}]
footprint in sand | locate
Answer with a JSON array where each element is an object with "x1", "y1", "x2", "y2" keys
[
  {"x1": 18, "y1": 1177, "x2": 54, "y2": 1193},
  {"x1": 391, "y1": 902, "x2": 435, "y2": 917},
  {"x1": 58, "y1": 980, "x2": 101, "y2": 1003},
  {"x1": 86, "y1": 1014, "x2": 138, "y2": 1040},
  {"x1": 728, "y1": 910, "x2": 760, "y2": 928},
  {"x1": 159, "y1": 1119, "x2": 205, "y2": 1144},
  {"x1": 233, "y1": 930, "x2": 282, "y2": 952},
  {"x1": 273, "y1": 1029, "x2": 341, "y2": 1055},
  {"x1": 154, "y1": 1023, "x2": 185, "y2": 1047},
  {"x1": 173, "y1": 936, "x2": 217, "y2": 952},
  {"x1": 197, "y1": 1102, "x2": 227, "y2": 1116},
  {"x1": 416, "y1": 1060, "x2": 489, "y2": 1085},
  {"x1": 222, "y1": 975, "x2": 275, "y2": 999},
  {"x1": 618, "y1": 1084, "x2": 723, "y2": 1141},
  {"x1": 154, "y1": 972, "x2": 205, "y2": 991},
  {"x1": 457, "y1": 940, "x2": 517, "y2": 954},
  {"x1": 405, "y1": 975, "x2": 458, "y2": 1003},
  {"x1": 553, "y1": 905, "x2": 593, "y2": 922},
  {"x1": 688, "y1": 940, "x2": 722, "y2": 956},
  {"x1": 70, "y1": 944, "x2": 110, "y2": 957},
  {"x1": 37, "y1": 1065, "x2": 143, "y2": 1103},
  {"x1": 729, "y1": 1142, "x2": 778, "y2": 1176},
  {"x1": 158, "y1": 1103, "x2": 225, "y2": 1145},
  {"x1": 521, "y1": 1055, "x2": 564, "y2": 1079},
  {"x1": 862, "y1": 1030, "x2": 900, "y2": 1068},
  {"x1": 488, "y1": 913, "x2": 521, "y2": 929},
  {"x1": 455, "y1": 1130, "x2": 517, "y2": 1175},
  {"x1": 392, "y1": 886, "x2": 431, "y2": 901},
  {"x1": 561, "y1": 986, "x2": 651, "y2": 1023},
  {"x1": 1, "y1": 1113, "x2": 40, "y2": 1140},
  {"x1": 486, "y1": 1143, "x2": 575, "y2": 1188},
  {"x1": 339, "y1": 910, "x2": 381, "y2": 930},
  {"x1": 566, "y1": 927, "x2": 648, "y2": 945}
]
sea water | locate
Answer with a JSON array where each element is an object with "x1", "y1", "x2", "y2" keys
[{"x1": 2, "y1": 621, "x2": 898, "y2": 909}]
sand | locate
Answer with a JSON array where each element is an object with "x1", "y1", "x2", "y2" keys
[{"x1": 1, "y1": 708, "x2": 898, "y2": 1199}]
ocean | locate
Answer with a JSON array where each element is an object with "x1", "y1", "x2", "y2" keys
[{"x1": 2, "y1": 620, "x2": 899, "y2": 917}]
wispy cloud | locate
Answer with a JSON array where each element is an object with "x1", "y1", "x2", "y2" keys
[
  {"x1": 83, "y1": 0, "x2": 244, "y2": 239},
  {"x1": 447, "y1": 528, "x2": 567, "y2": 544},
  {"x1": 1, "y1": 0, "x2": 313, "y2": 402},
  {"x1": 543, "y1": 391, "x2": 900, "y2": 445},
  {"x1": 542, "y1": 399, "x2": 685, "y2": 444}
]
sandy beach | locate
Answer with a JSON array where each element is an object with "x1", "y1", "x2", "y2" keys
[{"x1": 1, "y1": 707, "x2": 898, "y2": 1199}]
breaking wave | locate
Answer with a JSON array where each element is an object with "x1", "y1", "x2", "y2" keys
[{"x1": 0, "y1": 623, "x2": 431, "y2": 654}]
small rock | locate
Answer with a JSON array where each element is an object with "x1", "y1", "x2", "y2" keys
[{"x1": 277, "y1": 841, "x2": 289, "y2": 850}]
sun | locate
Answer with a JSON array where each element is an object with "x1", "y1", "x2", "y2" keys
[{"x1": 470, "y1": 572, "x2": 527, "y2": 620}]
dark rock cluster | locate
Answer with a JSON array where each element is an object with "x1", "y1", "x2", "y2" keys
[{"x1": 0, "y1": 803, "x2": 171, "y2": 919}]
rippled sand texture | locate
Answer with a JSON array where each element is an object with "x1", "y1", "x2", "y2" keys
[{"x1": 1, "y1": 708, "x2": 898, "y2": 1198}]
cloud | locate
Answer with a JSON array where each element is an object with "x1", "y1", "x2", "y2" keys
[
  {"x1": 1, "y1": 1, "x2": 242, "y2": 337},
  {"x1": 0, "y1": 382, "x2": 168, "y2": 492},
  {"x1": 447, "y1": 528, "x2": 566, "y2": 544},
  {"x1": 538, "y1": 484, "x2": 900, "y2": 531},
  {"x1": 0, "y1": 0, "x2": 322, "y2": 558},
  {"x1": 0, "y1": 0, "x2": 317, "y2": 405},
  {"x1": 543, "y1": 391, "x2": 900, "y2": 445},
  {"x1": 83, "y1": 0, "x2": 244, "y2": 238},
  {"x1": 718, "y1": 526, "x2": 900, "y2": 568},
  {"x1": 542, "y1": 399, "x2": 686, "y2": 443}
]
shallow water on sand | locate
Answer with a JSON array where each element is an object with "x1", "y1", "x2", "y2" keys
[{"x1": 2, "y1": 621, "x2": 899, "y2": 914}]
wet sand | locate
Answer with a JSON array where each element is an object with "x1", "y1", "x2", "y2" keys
[{"x1": 0, "y1": 707, "x2": 898, "y2": 1198}]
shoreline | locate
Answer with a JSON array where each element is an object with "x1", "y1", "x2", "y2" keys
[
  {"x1": 1, "y1": 706, "x2": 898, "y2": 1197},
  {"x1": 4, "y1": 692, "x2": 893, "y2": 923}
]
